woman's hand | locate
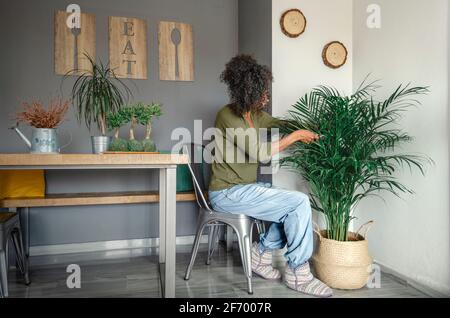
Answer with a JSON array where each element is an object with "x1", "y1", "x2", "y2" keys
[
  {"x1": 271, "y1": 129, "x2": 320, "y2": 157},
  {"x1": 293, "y1": 129, "x2": 320, "y2": 144}
]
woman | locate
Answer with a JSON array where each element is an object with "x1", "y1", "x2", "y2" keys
[{"x1": 208, "y1": 55, "x2": 332, "y2": 297}]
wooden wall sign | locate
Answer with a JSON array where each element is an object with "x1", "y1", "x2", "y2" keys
[
  {"x1": 322, "y1": 41, "x2": 348, "y2": 69},
  {"x1": 54, "y1": 10, "x2": 96, "y2": 75},
  {"x1": 280, "y1": 9, "x2": 306, "y2": 38},
  {"x1": 158, "y1": 21, "x2": 194, "y2": 81},
  {"x1": 109, "y1": 16, "x2": 148, "y2": 79}
]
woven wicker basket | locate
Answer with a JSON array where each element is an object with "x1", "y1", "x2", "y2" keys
[{"x1": 312, "y1": 221, "x2": 374, "y2": 290}]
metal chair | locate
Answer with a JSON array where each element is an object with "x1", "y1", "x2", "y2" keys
[
  {"x1": 183, "y1": 143, "x2": 263, "y2": 294},
  {"x1": 0, "y1": 212, "x2": 30, "y2": 298}
]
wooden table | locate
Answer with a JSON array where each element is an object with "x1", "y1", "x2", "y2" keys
[{"x1": 0, "y1": 153, "x2": 189, "y2": 298}]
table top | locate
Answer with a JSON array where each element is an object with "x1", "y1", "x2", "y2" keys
[{"x1": 0, "y1": 153, "x2": 189, "y2": 168}]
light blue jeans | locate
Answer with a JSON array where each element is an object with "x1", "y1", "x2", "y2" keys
[{"x1": 208, "y1": 182, "x2": 313, "y2": 269}]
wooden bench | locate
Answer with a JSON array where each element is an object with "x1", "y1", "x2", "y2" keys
[
  {"x1": 0, "y1": 191, "x2": 197, "y2": 208},
  {"x1": 0, "y1": 191, "x2": 199, "y2": 257}
]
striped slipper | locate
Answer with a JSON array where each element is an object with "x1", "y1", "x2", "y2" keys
[
  {"x1": 251, "y1": 242, "x2": 282, "y2": 280},
  {"x1": 284, "y1": 262, "x2": 333, "y2": 297}
]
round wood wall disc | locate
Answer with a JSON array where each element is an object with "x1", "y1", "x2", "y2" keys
[
  {"x1": 280, "y1": 9, "x2": 306, "y2": 38},
  {"x1": 322, "y1": 41, "x2": 348, "y2": 69}
]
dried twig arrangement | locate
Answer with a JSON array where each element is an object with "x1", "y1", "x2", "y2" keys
[{"x1": 16, "y1": 100, "x2": 69, "y2": 128}]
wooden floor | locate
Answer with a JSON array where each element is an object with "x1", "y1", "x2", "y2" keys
[{"x1": 7, "y1": 244, "x2": 428, "y2": 298}]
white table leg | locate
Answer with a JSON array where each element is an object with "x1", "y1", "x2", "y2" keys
[
  {"x1": 159, "y1": 169, "x2": 166, "y2": 264},
  {"x1": 159, "y1": 167, "x2": 177, "y2": 298}
]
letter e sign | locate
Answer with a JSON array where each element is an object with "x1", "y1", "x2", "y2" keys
[{"x1": 109, "y1": 16, "x2": 147, "y2": 79}]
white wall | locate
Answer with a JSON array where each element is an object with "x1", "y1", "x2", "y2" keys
[
  {"x1": 272, "y1": 0, "x2": 353, "y2": 191},
  {"x1": 271, "y1": 0, "x2": 450, "y2": 295},
  {"x1": 353, "y1": 0, "x2": 450, "y2": 295}
]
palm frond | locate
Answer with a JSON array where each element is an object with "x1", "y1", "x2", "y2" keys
[{"x1": 279, "y1": 78, "x2": 430, "y2": 241}]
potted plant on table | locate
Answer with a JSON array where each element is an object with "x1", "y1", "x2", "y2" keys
[
  {"x1": 280, "y1": 82, "x2": 430, "y2": 289},
  {"x1": 106, "y1": 102, "x2": 162, "y2": 152},
  {"x1": 122, "y1": 106, "x2": 143, "y2": 152},
  {"x1": 135, "y1": 102, "x2": 162, "y2": 152},
  {"x1": 11, "y1": 99, "x2": 70, "y2": 153},
  {"x1": 69, "y1": 55, "x2": 132, "y2": 153},
  {"x1": 106, "y1": 108, "x2": 128, "y2": 152}
]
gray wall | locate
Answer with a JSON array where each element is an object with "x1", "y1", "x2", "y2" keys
[
  {"x1": 238, "y1": 0, "x2": 272, "y2": 183},
  {"x1": 238, "y1": 0, "x2": 272, "y2": 70},
  {"x1": 0, "y1": 0, "x2": 238, "y2": 245}
]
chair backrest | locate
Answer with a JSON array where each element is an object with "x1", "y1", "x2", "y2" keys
[{"x1": 182, "y1": 143, "x2": 211, "y2": 211}]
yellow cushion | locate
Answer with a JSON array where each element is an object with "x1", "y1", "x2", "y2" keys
[{"x1": 0, "y1": 170, "x2": 45, "y2": 199}]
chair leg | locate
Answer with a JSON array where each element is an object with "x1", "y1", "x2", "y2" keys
[
  {"x1": 18, "y1": 207, "x2": 30, "y2": 258},
  {"x1": 206, "y1": 224, "x2": 220, "y2": 265},
  {"x1": 235, "y1": 220, "x2": 254, "y2": 295},
  {"x1": 184, "y1": 221, "x2": 208, "y2": 280},
  {"x1": 0, "y1": 250, "x2": 8, "y2": 298},
  {"x1": 11, "y1": 231, "x2": 24, "y2": 274},
  {"x1": 206, "y1": 225, "x2": 215, "y2": 265},
  {"x1": 226, "y1": 225, "x2": 234, "y2": 252},
  {"x1": 212, "y1": 225, "x2": 220, "y2": 252},
  {"x1": 256, "y1": 220, "x2": 267, "y2": 235},
  {"x1": 11, "y1": 229, "x2": 30, "y2": 285}
]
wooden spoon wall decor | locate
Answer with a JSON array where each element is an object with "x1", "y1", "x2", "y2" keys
[
  {"x1": 159, "y1": 21, "x2": 194, "y2": 81},
  {"x1": 171, "y1": 28, "x2": 182, "y2": 78}
]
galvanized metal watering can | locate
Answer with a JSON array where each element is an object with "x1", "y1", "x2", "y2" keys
[{"x1": 10, "y1": 125, "x2": 70, "y2": 154}]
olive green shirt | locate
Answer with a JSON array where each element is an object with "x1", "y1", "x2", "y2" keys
[{"x1": 208, "y1": 105, "x2": 281, "y2": 191}]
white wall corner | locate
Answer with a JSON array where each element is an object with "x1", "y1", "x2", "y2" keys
[{"x1": 270, "y1": 0, "x2": 450, "y2": 295}]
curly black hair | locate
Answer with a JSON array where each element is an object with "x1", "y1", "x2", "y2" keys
[{"x1": 220, "y1": 54, "x2": 273, "y2": 115}]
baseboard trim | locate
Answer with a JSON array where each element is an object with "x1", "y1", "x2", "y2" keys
[
  {"x1": 375, "y1": 260, "x2": 449, "y2": 297},
  {"x1": 30, "y1": 235, "x2": 209, "y2": 256}
]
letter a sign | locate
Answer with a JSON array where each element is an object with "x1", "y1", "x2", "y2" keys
[{"x1": 109, "y1": 16, "x2": 147, "y2": 79}]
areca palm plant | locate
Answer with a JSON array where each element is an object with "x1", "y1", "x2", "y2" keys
[{"x1": 280, "y1": 82, "x2": 430, "y2": 241}]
